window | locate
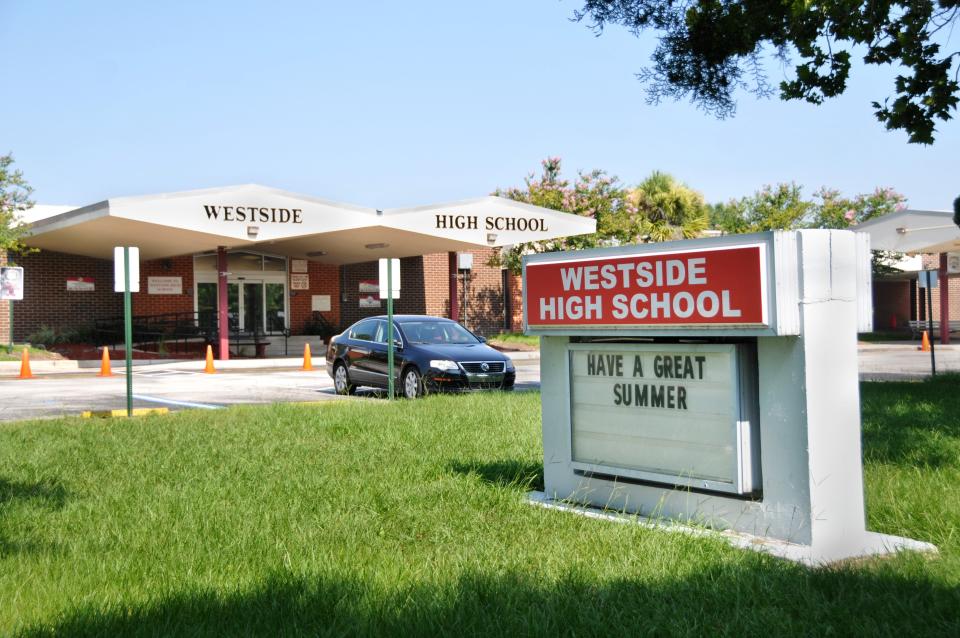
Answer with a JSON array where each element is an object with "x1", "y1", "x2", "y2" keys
[
  {"x1": 194, "y1": 251, "x2": 287, "y2": 272},
  {"x1": 350, "y1": 320, "x2": 378, "y2": 342}
]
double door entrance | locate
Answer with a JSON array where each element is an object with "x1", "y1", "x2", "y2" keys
[{"x1": 197, "y1": 280, "x2": 286, "y2": 334}]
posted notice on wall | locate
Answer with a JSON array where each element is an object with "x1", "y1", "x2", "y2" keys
[
  {"x1": 359, "y1": 280, "x2": 380, "y2": 308},
  {"x1": 291, "y1": 274, "x2": 309, "y2": 290},
  {"x1": 312, "y1": 295, "x2": 331, "y2": 312},
  {"x1": 65, "y1": 277, "x2": 95, "y2": 292},
  {"x1": 147, "y1": 276, "x2": 182, "y2": 295},
  {"x1": 569, "y1": 343, "x2": 750, "y2": 492},
  {"x1": 525, "y1": 244, "x2": 767, "y2": 328}
]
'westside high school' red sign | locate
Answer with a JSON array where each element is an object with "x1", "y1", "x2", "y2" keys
[{"x1": 524, "y1": 244, "x2": 767, "y2": 328}]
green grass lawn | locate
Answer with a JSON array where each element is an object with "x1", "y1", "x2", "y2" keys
[
  {"x1": 0, "y1": 344, "x2": 59, "y2": 361},
  {"x1": 2, "y1": 382, "x2": 959, "y2": 636},
  {"x1": 488, "y1": 332, "x2": 540, "y2": 348}
]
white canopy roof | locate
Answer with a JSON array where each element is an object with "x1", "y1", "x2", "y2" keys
[
  {"x1": 854, "y1": 209, "x2": 959, "y2": 255},
  {"x1": 25, "y1": 184, "x2": 597, "y2": 263}
]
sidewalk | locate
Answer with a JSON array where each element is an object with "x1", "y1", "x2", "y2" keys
[{"x1": 0, "y1": 349, "x2": 543, "y2": 376}]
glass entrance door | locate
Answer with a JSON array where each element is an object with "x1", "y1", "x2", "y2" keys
[
  {"x1": 242, "y1": 282, "x2": 263, "y2": 333},
  {"x1": 195, "y1": 277, "x2": 286, "y2": 335}
]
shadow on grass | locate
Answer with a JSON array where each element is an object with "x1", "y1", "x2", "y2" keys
[
  {"x1": 861, "y1": 375, "x2": 960, "y2": 467},
  {"x1": 0, "y1": 477, "x2": 68, "y2": 557},
  {"x1": 17, "y1": 563, "x2": 960, "y2": 637},
  {"x1": 0, "y1": 478, "x2": 69, "y2": 508},
  {"x1": 449, "y1": 459, "x2": 544, "y2": 492}
]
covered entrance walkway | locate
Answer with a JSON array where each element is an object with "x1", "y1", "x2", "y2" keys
[{"x1": 18, "y1": 184, "x2": 595, "y2": 359}]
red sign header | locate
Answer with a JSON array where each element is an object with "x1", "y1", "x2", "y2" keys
[{"x1": 524, "y1": 245, "x2": 767, "y2": 328}]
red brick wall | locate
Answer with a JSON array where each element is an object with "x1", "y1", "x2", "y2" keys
[
  {"x1": 288, "y1": 261, "x2": 341, "y2": 333},
  {"x1": 916, "y1": 254, "x2": 959, "y2": 323},
  {"x1": 340, "y1": 257, "x2": 428, "y2": 329},
  {"x1": 3, "y1": 247, "x2": 515, "y2": 342},
  {"x1": 340, "y1": 251, "x2": 509, "y2": 337},
  {"x1": 132, "y1": 256, "x2": 195, "y2": 317},
  {"x1": 457, "y1": 247, "x2": 505, "y2": 336},
  {"x1": 12, "y1": 249, "x2": 123, "y2": 341},
  {"x1": 872, "y1": 280, "x2": 911, "y2": 330},
  {"x1": 422, "y1": 253, "x2": 450, "y2": 318},
  {"x1": 506, "y1": 272, "x2": 523, "y2": 332}
]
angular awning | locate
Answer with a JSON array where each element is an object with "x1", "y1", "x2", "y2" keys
[
  {"x1": 25, "y1": 184, "x2": 597, "y2": 263},
  {"x1": 853, "y1": 209, "x2": 959, "y2": 255}
]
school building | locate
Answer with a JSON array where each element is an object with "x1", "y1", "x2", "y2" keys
[{"x1": 0, "y1": 184, "x2": 594, "y2": 358}]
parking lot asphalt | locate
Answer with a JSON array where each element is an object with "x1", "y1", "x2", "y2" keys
[
  {"x1": 0, "y1": 344, "x2": 952, "y2": 422},
  {"x1": 0, "y1": 357, "x2": 543, "y2": 422}
]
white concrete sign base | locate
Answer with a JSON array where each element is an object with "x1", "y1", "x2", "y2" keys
[
  {"x1": 527, "y1": 491, "x2": 937, "y2": 566},
  {"x1": 526, "y1": 230, "x2": 937, "y2": 565}
]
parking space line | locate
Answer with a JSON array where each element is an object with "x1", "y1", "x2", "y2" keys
[{"x1": 132, "y1": 394, "x2": 223, "y2": 410}]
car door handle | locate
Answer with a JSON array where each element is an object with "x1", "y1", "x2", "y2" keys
[{"x1": 353, "y1": 347, "x2": 371, "y2": 355}]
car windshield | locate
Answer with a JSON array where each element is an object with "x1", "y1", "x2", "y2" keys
[{"x1": 401, "y1": 321, "x2": 480, "y2": 345}]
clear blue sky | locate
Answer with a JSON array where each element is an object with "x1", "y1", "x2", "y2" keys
[{"x1": 2, "y1": 1, "x2": 957, "y2": 211}]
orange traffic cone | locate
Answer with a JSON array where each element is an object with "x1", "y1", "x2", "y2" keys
[
  {"x1": 302, "y1": 343, "x2": 314, "y2": 371},
  {"x1": 204, "y1": 345, "x2": 217, "y2": 374},
  {"x1": 18, "y1": 347, "x2": 33, "y2": 379},
  {"x1": 920, "y1": 330, "x2": 931, "y2": 352},
  {"x1": 97, "y1": 346, "x2": 114, "y2": 377}
]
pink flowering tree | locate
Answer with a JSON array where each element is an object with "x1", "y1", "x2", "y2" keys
[
  {"x1": 491, "y1": 157, "x2": 629, "y2": 273},
  {"x1": 812, "y1": 186, "x2": 907, "y2": 229},
  {"x1": 812, "y1": 186, "x2": 908, "y2": 275}
]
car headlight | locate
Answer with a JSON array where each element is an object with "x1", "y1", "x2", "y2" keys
[
  {"x1": 506, "y1": 359, "x2": 515, "y2": 372},
  {"x1": 429, "y1": 359, "x2": 459, "y2": 371}
]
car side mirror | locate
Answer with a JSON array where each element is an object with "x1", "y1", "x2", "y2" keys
[
  {"x1": 393, "y1": 339, "x2": 403, "y2": 350},
  {"x1": 478, "y1": 336, "x2": 487, "y2": 343}
]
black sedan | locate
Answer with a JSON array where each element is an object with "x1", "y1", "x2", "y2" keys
[{"x1": 325, "y1": 315, "x2": 516, "y2": 398}]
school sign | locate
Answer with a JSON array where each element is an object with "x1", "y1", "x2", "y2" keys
[{"x1": 524, "y1": 230, "x2": 935, "y2": 564}]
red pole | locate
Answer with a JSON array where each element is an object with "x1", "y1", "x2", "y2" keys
[
  {"x1": 940, "y1": 253, "x2": 950, "y2": 345},
  {"x1": 448, "y1": 251, "x2": 459, "y2": 322},
  {"x1": 217, "y1": 246, "x2": 230, "y2": 360}
]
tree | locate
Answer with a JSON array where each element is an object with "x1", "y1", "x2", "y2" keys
[
  {"x1": 0, "y1": 153, "x2": 35, "y2": 259},
  {"x1": 619, "y1": 171, "x2": 709, "y2": 242},
  {"x1": 811, "y1": 185, "x2": 907, "y2": 229},
  {"x1": 710, "y1": 183, "x2": 813, "y2": 233},
  {"x1": 812, "y1": 186, "x2": 908, "y2": 274},
  {"x1": 492, "y1": 160, "x2": 709, "y2": 273},
  {"x1": 573, "y1": 1, "x2": 960, "y2": 144},
  {"x1": 491, "y1": 157, "x2": 629, "y2": 273},
  {"x1": 710, "y1": 181, "x2": 908, "y2": 273}
]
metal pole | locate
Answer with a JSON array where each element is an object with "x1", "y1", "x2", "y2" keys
[
  {"x1": 387, "y1": 258, "x2": 395, "y2": 399},
  {"x1": 124, "y1": 247, "x2": 134, "y2": 416},
  {"x1": 927, "y1": 270, "x2": 936, "y2": 376},
  {"x1": 8, "y1": 300, "x2": 13, "y2": 353}
]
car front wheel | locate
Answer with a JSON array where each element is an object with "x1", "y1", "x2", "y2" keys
[
  {"x1": 333, "y1": 362, "x2": 356, "y2": 395},
  {"x1": 402, "y1": 367, "x2": 423, "y2": 399}
]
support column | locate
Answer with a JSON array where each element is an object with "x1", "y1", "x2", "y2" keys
[
  {"x1": 940, "y1": 253, "x2": 950, "y2": 344},
  {"x1": 217, "y1": 246, "x2": 230, "y2": 360},
  {"x1": 448, "y1": 251, "x2": 459, "y2": 322}
]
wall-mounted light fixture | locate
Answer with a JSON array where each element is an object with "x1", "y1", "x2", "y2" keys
[
  {"x1": 247, "y1": 226, "x2": 260, "y2": 239},
  {"x1": 486, "y1": 233, "x2": 497, "y2": 245},
  {"x1": 306, "y1": 250, "x2": 327, "y2": 257}
]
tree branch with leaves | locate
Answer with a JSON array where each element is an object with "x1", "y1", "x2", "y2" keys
[
  {"x1": 0, "y1": 153, "x2": 35, "y2": 261},
  {"x1": 574, "y1": 1, "x2": 959, "y2": 144}
]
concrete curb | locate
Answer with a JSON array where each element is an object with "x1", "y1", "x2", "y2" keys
[{"x1": 0, "y1": 360, "x2": 80, "y2": 374}]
